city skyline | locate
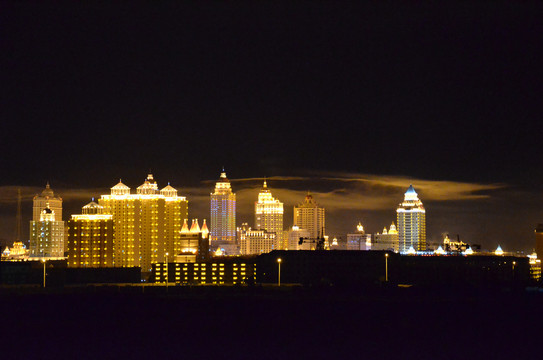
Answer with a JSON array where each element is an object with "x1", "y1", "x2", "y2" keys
[
  {"x1": 0, "y1": 171, "x2": 538, "y2": 254},
  {"x1": 2, "y1": 2, "x2": 542, "y2": 254}
]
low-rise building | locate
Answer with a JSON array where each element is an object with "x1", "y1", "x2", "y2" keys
[{"x1": 152, "y1": 257, "x2": 256, "y2": 285}]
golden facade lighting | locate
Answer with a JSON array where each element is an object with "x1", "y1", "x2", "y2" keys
[
  {"x1": 99, "y1": 174, "x2": 188, "y2": 273},
  {"x1": 255, "y1": 180, "x2": 284, "y2": 249},
  {"x1": 67, "y1": 200, "x2": 114, "y2": 268},
  {"x1": 397, "y1": 185, "x2": 426, "y2": 252}
]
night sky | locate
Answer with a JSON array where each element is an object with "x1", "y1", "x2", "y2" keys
[{"x1": 1, "y1": 1, "x2": 542, "y2": 252}]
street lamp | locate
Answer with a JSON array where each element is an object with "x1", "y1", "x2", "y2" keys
[
  {"x1": 277, "y1": 258, "x2": 282, "y2": 286},
  {"x1": 165, "y1": 252, "x2": 169, "y2": 291},
  {"x1": 41, "y1": 258, "x2": 46, "y2": 288},
  {"x1": 385, "y1": 253, "x2": 389, "y2": 282}
]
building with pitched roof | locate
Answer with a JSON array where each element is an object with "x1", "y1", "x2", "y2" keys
[
  {"x1": 210, "y1": 169, "x2": 236, "y2": 247},
  {"x1": 293, "y1": 192, "x2": 325, "y2": 241},
  {"x1": 255, "y1": 180, "x2": 284, "y2": 249},
  {"x1": 397, "y1": 185, "x2": 426, "y2": 252}
]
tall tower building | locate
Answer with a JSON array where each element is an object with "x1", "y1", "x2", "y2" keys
[
  {"x1": 396, "y1": 185, "x2": 426, "y2": 252},
  {"x1": 99, "y1": 174, "x2": 188, "y2": 272},
  {"x1": 293, "y1": 192, "x2": 325, "y2": 240},
  {"x1": 210, "y1": 170, "x2": 236, "y2": 247},
  {"x1": 67, "y1": 201, "x2": 114, "y2": 267},
  {"x1": 255, "y1": 180, "x2": 284, "y2": 249},
  {"x1": 33, "y1": 183, "x2": 62, "y2": 221},
  {"x1": 30, "y1": 206, "x2": 65, "y2": 258}
]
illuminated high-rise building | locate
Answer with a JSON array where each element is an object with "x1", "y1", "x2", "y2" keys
[
  {"x1": 293, "y1": 192, "x2": 325, "y2": 240},
  {"x1": 29, "y1": 206, "x2": 65, "y2": 258},
  {"x1": 397, "y1": 185, "x2": 426, "y2": 252},
  {"x1": 33, "y1": 183, "x2": 62, "y2": 221},
  {"x1": 99, "y1": 174, "x2": 188, "y2": 273},
  {"x1": 255, "y1": 180, "x2": 284, "y2": 249},
  {"x1": 67, "y1": 201, "x2": 114, "y2": 267},
  {"x1": 210, "y1": 170, "x2": 236, "y2": 247}
]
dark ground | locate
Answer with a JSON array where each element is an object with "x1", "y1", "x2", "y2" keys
[{"x1": 1, "y1": 285, "x2": 542, "y2": 359}]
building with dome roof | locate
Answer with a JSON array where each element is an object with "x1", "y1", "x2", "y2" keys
[
  {"x1": 33, "y1": 182, "x2": 63, "y2": 221},
  {"x1": 67, "y1": 200, "x2": 114, "y2": 267},
  {"x1": 372, "y1": 222, "x2": 399, "y2": 252},
  {"x1": 346, "y1": 222, "x2": 372, "y2": 251},
  {"x1": 397, "y1": 185, "x2": 426, "y2": 252},
  {"x1": 99, "y1": 174, "x2": 188, "y2": 273},
  {"x1": 29, "y1": 205, "x2": 65, "y2": 258}
]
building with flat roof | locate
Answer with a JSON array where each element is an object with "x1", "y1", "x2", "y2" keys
[
  {"x1": 153, "y1": 257, "x2": 256, "y2": 285},
  {"x1": 239, "y1": 225, "x2": 277, "y2": 255}
]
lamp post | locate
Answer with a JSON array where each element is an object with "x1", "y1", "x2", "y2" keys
[
  {"x1": 41, "y1": 258, "x2": 46, "y2": 288},
  {"x1": 512, "y1": 261, "x2": 516, "y2": 280},
  {"x1": 165, "y1": 252, "x2": 169, "y2": 291},
  {"x1": 277, "y1": 258, "x2": 282, "y2": 286},
  {"x1": 385, "y1": 253, "x2": 389, "y2": 282}
]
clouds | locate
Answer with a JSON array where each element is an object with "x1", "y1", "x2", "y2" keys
[
  {"x1": 0, "y1": 186, "x2": 108, "y2": 205},
  {"x1": 217, "y1": 171, "x2": 506, "y2": 212},
  {"x1": 0, "y1": 172, "x2": 517, "y2": 251}
]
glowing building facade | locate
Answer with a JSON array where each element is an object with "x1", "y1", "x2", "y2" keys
[
  {"x1": 346, "y1": 222, "x2": 372, "y2": 251},
  {"x1": 30, "y1": 207, "x2": 65, "y2": 258},
  {"x1": 99, "y1": 174, "x2": 188, "y2": 272},
  {"x1": 293, "y1": 193, "x2": 325, "y2": 240},
  {"x1": 372, "y1": 222, "x2": 399, "y2": 252},
  {"x1": 239, "y1": 226, "x2": 277, "y2": 255},
  {"x1": 67, "y1": 201, "x2": 114, "y2": 267},
  {"x1": 397, "y1": 185, "x2": 426, "y2": 252},
  {"x1": 177, "y1": 218, "x2": 210, "y2": 262},
  {"x1": 285, "y1": 225, "x2": 311, "y2": 250},
  {"x1": 33, "y1": 183, "x2": 62, "y2": 221},
  {"x1": 255, "y1": 181, "x2": 284, "y2": 249},
  {"x1": 210, "y1": 170, "x2": 236, "y2": 247}
]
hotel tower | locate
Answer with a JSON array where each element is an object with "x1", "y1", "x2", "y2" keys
[
  {"x1": 99, "y1": 174, "x2": 188, "y2": 272},
  {"x1": 210, "y1": 170, "x2": 236, "y2": 247},
  {"x1": 255, "y1": 180, "x2": 284, "y2": 249},
  {"x1": 29, "y1": 183, "x2": 65, "y2": 258},
  {"x1": 293, "y1": 192, "x2": 325, "y2": 240},
  {"x1": 396, "y1": 185, "x2": 426, "y2": 252}
]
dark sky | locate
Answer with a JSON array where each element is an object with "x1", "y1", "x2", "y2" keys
[{"x1": 1, "y1": 1, "x2": 542, "y2": 251}]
